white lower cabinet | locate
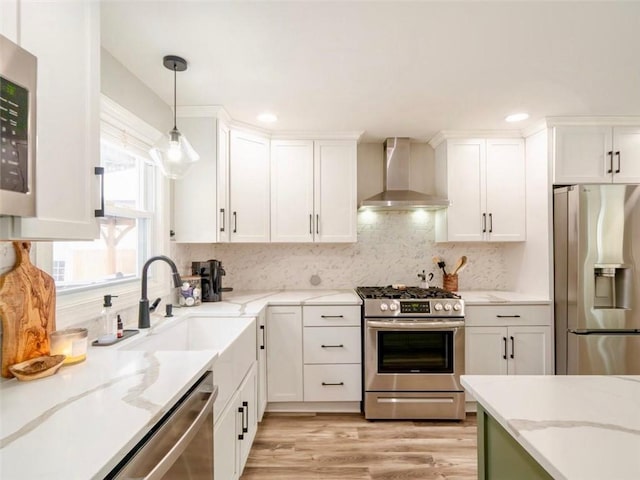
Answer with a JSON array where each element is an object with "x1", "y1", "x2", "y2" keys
[
  {"x1": 303, "y1": 364, "x2": 361, "y2": 401},
  {"x1": 265, "y1": 304, "x2": 362, "y2": 408},
  {"x1": 266, "y1": 306, "x2": 303, "y2": 402},
  {"x1": 256, "y1": 309, "x2": 267, "y2": 420},
  {"x1": 214, "y1": 362, "x2": 257, "y2": 480},
  {"x1": 465, "y1": 325, "x2": 551, "y2": 376},
  {"x1": 464, "y1": 304, "x2": 552, "y2": 407}
]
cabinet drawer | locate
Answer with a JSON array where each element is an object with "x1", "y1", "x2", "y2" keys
[
  {"x1": 303, "y1": 305, "x2": 360, "y2": 326},
  {"x1": 466, "y1": 305, "x2": 551, "y2": 327},
  {"x1": 303, "y1": 326, "x2": 361, "y2": 364},
  {"x1": 303, "y1": 364, "x2": 361, "y2": 402}
]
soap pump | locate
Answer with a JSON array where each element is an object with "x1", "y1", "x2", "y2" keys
[{"x1": 97, "y1": 294, "x2": 118, "y2": 344}]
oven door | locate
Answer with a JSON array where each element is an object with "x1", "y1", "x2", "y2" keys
[{"x1": 365, "y1": 319, "x2": 464, "y2": 392}]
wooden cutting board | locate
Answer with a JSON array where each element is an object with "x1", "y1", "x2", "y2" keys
[{"x1": 0, "y1": 241, "x2": 56, "y2": 378}]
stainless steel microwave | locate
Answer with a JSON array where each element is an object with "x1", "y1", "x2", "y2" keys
[{"x1": 0, "y1": 33, "x2": 36, "y2": 217}]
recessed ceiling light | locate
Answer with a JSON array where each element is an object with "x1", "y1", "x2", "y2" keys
[
  {"x1": 505, "y1": 112, "x2": 529, "y2": 123},
  {"x1": 257, "y1": 113, "x2": 278, "y2": 123}
]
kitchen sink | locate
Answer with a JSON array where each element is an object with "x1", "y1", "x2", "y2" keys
[{"x1": 122, "y1": 315, "x2": 256, "y2": 418}]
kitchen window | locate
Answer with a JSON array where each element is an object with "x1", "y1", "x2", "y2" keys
[{"x1": 52, "y1": 141, "x2": 155, "y2": 292}]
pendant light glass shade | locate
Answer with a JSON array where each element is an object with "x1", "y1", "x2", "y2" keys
[
  {"x1": 149, "y1": 55, "x2": 199, "y2": 180},
  {"x1": 150, "y1": 127, "x2": 200, "y2": 179}
]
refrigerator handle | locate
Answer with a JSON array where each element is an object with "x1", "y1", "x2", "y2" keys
[{"x1": 607, "y1": 151, "x2": 613, "y2": 174}]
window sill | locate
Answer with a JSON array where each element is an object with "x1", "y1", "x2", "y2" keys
[{"x1": 55, "y1": 278, "x2": 170, "y2": 330}]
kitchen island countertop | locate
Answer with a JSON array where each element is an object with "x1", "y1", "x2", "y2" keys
[{"x1": 462, "y1": 375, "x2": 640, "y2": 480}]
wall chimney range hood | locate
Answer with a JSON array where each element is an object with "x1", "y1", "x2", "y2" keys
[{"x1": 359, "y1": 138, "x2": 450, "y2": 210}]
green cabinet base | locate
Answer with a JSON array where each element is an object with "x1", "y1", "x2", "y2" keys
[{"x1": 477, "y1": 405, "x2": 554, "y2": 480}]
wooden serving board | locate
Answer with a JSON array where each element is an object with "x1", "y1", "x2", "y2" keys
[{"x1": 0, "y1": 241, "x2": 56, "y2": 378}]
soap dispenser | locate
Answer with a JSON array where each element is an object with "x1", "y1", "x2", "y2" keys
[{"x1": 97, "y1": 294, "x2": 118, "y2": 344}]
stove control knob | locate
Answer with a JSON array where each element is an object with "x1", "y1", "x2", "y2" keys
[
  {"x1": 380, "y1": 303, "x2": 389, "y2": 311},
  {"x1": 453, "y1": 303, "x2": 462, "y2": 311},
  {"x1": 389, "y1": 302, "x2": 399, "y2": 311},
  {"x1": 434, "y1": 303, "x2": 443, "y2": 312},
  {"x1": 444, "y1": 303, "x2": 452, "y2": 311}
]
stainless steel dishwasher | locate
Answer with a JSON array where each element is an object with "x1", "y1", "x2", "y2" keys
[{"x1": 109, "y1": 371, "x2": 217, "y2": 480}]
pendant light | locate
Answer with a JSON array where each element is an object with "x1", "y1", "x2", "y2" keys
[{"x1": 149, "y1": 55, "x2": 200, "y2": 179}]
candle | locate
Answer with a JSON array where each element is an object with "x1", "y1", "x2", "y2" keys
[{"x1": 49, "y1": 328, "x2": 88, "y2": 365}]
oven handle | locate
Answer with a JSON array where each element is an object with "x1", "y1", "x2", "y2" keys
[{"x1": 366, "y1": 320, "x2": 464, "y2": 330}]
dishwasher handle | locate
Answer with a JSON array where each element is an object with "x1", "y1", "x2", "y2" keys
[{"x1": 112, "y1": 372, "x2": 217, "y2": 480}]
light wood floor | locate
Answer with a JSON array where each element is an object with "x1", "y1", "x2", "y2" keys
[{"x1": 240, "y1": 413, "x2": 478, "y2": 480}]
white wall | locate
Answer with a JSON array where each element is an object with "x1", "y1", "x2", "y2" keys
[
  {"x1": 101, "y1": 48, "x2": 172, "y2": 133},
  {"x1": 503, "y1": 129, "x2": 552, "y2": 297}
]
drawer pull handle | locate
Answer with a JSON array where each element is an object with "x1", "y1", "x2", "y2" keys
[
  {"x1": 321, "y1": 344, "x2": 344, "y2": 348},
  {"x1": 496, "y1": 315, "x2": 521, "y2": 318},
  {"x1": 321, "y1": 382, "x2": 344, "y2": 386},
  {"x1": 320, "y1": 315, "x2": 344, "y2": 318}
]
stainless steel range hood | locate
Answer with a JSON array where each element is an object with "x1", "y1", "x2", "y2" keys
[{"x1": 359, "y1": 138, "x2": 450, "y2": 210}]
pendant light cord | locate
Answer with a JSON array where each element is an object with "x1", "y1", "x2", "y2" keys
[{"x1": 173, "y1": 63, "x2": 177, "y2": 130}]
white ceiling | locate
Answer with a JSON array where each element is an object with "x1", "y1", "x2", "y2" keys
[{"x1": 101, "y1": 1, "x2": 640, "y2": 142}]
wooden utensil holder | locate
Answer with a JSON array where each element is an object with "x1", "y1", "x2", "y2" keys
[{"x1": 443, "y1": 273, "x2": 459, "y2": 292}]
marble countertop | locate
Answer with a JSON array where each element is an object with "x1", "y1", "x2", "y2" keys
[
  {"x1": 461, "y1": 375, "x2": 640, "y2": 480},
  {"x1": 0, "y1": 289, "x2": 361, "y2": 479},
  {"x1": 458, "y1": 290, "x2": 551, "y2": 305}
]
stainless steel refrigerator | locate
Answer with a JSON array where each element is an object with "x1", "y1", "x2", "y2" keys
[{"x1": 554, "y1": 184, "x2": 640, "y2": 375}]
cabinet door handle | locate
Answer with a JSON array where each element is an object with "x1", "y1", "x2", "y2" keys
[
  {"x1": 94, "y1": 167, "x2": 105, "y2": 217},
  {"x1": 488, "y1": 213, "x2": 493, "y2": 233},
  {"x1": 321, "y1": 344, "x2": 344, "y2": 348},
  {"x1": 309, "y1": 214, "x2": 313, "y2": 234},
  {"x1": 259, "y1": 325, "x2": 265, "y2": 350},
  {"x1": 220, "y1": 208, "x2": 225, "y2": 232},
  {"x1": 321, "y1": 382, "x2": 344, "y2": 386},
  {"x1": 233, "y1": 211, "x2": 237, "y2": 233},
  {"x1": 502, "y1": 337, "x2": 507, "y2": 360},
  {"x1": 482, "y1": 213, "x2": 487, "y2": 233},
  {"x1": 320, "y1": 315, "x2": 344, "y2": 318},
  {"x1": 237, "y1": 406, "x2": 245, "y2": 440},
  {"x1": 242, "y1": 401, "x2": 249, "y2": 433},
  {"x1": 316, "y1": 214, "x2": 320, "y2": 235},
  {"x1": 607, "y1": 151, "x2": 613, "y2": 174},
  {"x1": 615, "y1": 151, "x2": 621, "y2": 173},
  {"x1": 510, "y1": 336, "x2": 515, "y2": 359},
  {"x1": 496, "y1": 315, "x2": 521, "y2": 318}
]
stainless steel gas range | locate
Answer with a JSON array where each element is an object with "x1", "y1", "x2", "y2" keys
[{"x1": 356, "y1": 286, "x2": 465, "y2": 420}]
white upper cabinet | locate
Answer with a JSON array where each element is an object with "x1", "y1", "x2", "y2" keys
[
  {"x1": 172, "y1": 116, "x2": 218, "y2": 242},
  {"x1": 271, "y1": 139, "x2": 357, "y2": 243},
  {"x1": 229, "y1": 130, "x2": 270, "y2": 242},
  {"x1": 270, "y1": 140, "x2": 315, "y2": 242},
  {"x1": 553, "y1": 125, "x2": 640, "y2": 184},
  {"x1": 6, "y1": 1, "x2": 100, "y2": 239},
  {"x1": 435, "y1": 137, "x2": 525, "y2": 242},
  {"x1": 314, "y1": 140, "x2": 357, "y2": 243},
  {"x1": 217, "y1": 121, "x2": 231, "y2": 242},
  {"x1": 485, "y1": 139, "x2": 526, "y2": 241}
]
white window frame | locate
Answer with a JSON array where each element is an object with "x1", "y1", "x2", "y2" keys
[{"x1": 35, "y1": 96, "x2": 170, "y2": 329}]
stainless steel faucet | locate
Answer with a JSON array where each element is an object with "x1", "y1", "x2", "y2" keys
[{"x1": 138, "y1": 256, "x2": 182, "y2": 328}]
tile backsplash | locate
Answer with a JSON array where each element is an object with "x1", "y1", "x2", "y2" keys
[{"x1": 172, "y1": 211, "x2": 510, "y2": 291}]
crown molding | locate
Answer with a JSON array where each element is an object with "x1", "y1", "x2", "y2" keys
[
  {"x1": 428, "y1": 129, "x2": 523, "y2": 148},
  {"x1": 272, "y1": 131, "x2": 364, "y2": 141},
  {"x1": 176, "y1": 105, "x2": 231, "y2": 123},
  {"x1": 545, "y1": 116, "x2": 640, "y2": 127}
]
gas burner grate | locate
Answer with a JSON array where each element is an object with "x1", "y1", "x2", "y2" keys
[{"x1": 356, "y1": 286, "x2": 461, "y2": 300}]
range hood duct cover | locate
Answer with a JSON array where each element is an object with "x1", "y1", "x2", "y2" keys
[{"x1": 359, "y1": 137, "x2": 450, "y2": 210}]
